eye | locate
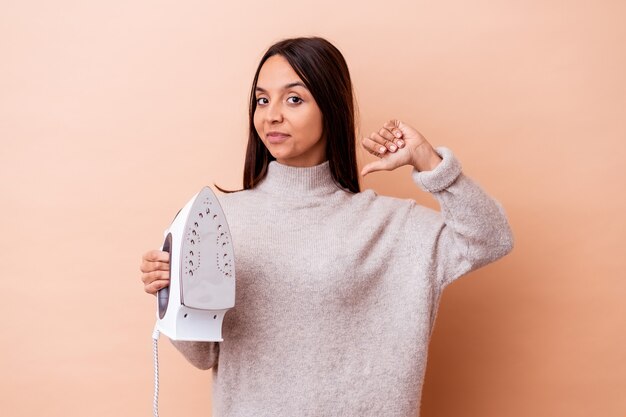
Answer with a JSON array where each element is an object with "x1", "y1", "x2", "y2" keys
[
  {"x1": 256, "y1": 97, "x2": 268, "y2": 105},
  {"x1": 287, "y1": 96, "x2": 303, "y2": 104}
]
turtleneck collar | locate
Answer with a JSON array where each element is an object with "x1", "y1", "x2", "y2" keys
[{"x1": 255, "y1": 159, "x2": 342, "y2": 197}]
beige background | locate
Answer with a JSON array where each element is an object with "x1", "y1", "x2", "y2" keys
[{"x1": 1, "y1": 1, "x2": 624, "y2": 416}]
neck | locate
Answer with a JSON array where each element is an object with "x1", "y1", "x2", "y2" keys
[{"x1": 255, "y1": 159, "x2": 340, "y2": 196}]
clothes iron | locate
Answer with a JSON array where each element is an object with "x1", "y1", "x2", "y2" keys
[{"x1": 155, "y1": 185, "x2": 236, "y2": 341}]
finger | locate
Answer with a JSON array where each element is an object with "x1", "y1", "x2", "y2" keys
[
  {"x1": 144, "y1": 249, "x2": 170, "y2": 263},
  {"x1": 366, "y1": 132, "x2": 389, "y2": 153},
  {"x1": 361, "y1": 135, "x2": 387, "y2": 155},
  {"x1": 370, "y1": 132, "x2": 397, "y2": 152},
  {"x1": 145, "y1": 279, "x2": 170, "y2": 295},
  {"x1": 383, "y1": 120, "x2": 404, "y2": 140},
  {"x1": 141, "y1": 269, "x2": 170, "y2": 284},
  {"x1": 140, "y1": 258, "x2": 170, "y2": 273},
  {"x1": 378, "y1": 127, "x2": 404, "y2": 149}
]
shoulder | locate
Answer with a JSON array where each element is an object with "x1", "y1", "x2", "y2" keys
[
  {"x1": 349, "y1": 187, "x2": 428, "y2": 217},
  {"x1": 353, "y1": 188, "x2": 444, "y2": 230},
  {"x1": 214, "y1": 188, "x2": 250, "y2": 202},
  {"x1": 211, "y1": 188, "x2": 256, "y2": 216}
]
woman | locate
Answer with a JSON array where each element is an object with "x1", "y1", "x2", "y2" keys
[{"x1": 140, "y1": 36, "x2": 513, "y2": 417}]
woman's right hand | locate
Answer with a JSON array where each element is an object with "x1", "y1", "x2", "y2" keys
[{"x1": 140, "y1": 249, "x2": 170, "y2": 295}]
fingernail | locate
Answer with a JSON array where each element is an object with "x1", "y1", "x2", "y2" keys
[
  {"x1": 397, "y1": 140, "x2": 404, "y2": 146},
  {"x1": 379, "y1": 146, "x2": 386, "y2": 153},
  {"x1": 390, "y1": 145, "x2": 397, "y2": 151},
  {"x1": 395, "y1": 131, "x2": 402, "y2": 137}
]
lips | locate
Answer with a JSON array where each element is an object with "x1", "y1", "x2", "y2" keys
[{"x1": 267, "y1": 132, "x2": 290, "y2": 144}]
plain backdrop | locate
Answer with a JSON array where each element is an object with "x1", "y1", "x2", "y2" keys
[{"x1": 1, "y1": 1, "x2": 624, "y2": 416}]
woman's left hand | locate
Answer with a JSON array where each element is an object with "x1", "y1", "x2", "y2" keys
[{"x1": 360, "y1": 119, "x2": 442, "y2": 177}]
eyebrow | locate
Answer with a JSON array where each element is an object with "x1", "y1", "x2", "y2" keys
[{"x1": 255, "y1": 81, "x2": 308, "y2": 93}]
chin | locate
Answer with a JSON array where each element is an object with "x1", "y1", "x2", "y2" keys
[{"x1": 268, "y1": 147, "x2": 296, "y2": 159}]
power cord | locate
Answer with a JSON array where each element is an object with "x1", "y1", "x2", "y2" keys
[{"x1": 152, "y1": 325, "x2": 160, "y2": 417}]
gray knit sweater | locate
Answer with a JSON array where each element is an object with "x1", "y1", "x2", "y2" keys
[{"x1": 170, "y1": 146, "x2": 514, "y2": 417}]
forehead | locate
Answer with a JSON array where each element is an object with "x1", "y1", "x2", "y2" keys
[{"x1": 256, "y1": 55, "x2": 306, "y2": 91}]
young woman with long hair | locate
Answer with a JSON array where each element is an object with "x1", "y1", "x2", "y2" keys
[{"x1": 140, "y1": 36, "x2": 513, "y2": 416}]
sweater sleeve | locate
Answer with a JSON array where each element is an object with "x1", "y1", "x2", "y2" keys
[
  {"x1": 168, "y1": 339, "x2": 220, "y2": 371},
  {"x1": 410, "y1": 146, "x2": 514, "y2": 289}
]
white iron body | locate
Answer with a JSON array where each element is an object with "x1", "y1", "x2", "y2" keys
[{"x1": 155, "y1": 186, "x2": 235, "y2": 342}]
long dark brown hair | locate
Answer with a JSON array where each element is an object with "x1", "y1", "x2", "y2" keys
[{"x1": 214, "y1": 36, "x2": 360, "y2": 194}]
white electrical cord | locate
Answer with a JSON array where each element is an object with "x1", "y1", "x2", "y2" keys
[{"x1": 152, "y1": 325, "x2": 160, "y2": 417}]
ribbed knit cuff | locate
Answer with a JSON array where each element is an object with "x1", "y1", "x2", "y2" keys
[{"x1": 411, "y1": 146, "x2": 462, "y2": 193}]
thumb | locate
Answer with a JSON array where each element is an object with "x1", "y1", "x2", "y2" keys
[{"x1": 360, "y1": 159, "x2": 388, "y2": 177}]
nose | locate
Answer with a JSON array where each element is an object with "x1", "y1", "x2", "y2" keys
[{"x1": 265, "y1": 100, "x2": 283, "y2": 123}]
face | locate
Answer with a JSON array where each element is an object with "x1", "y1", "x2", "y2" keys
[{"x1": 253, "y1": 55, "x2": 326, "y2": 167}]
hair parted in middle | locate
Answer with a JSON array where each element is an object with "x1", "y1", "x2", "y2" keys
[{"x1": 214, "y1": 36, "x2": 361, "y2": 194}]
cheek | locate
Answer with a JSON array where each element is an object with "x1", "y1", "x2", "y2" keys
[
  {"x1": 253, "y1": 110, "x2": 260, "y2": 131},
  {"x1": 304, "y1": 108, "x2": 323, "y2": 137},
  {"x1": 253, "y1": 111, "x2": 265, "y2": 138}
]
